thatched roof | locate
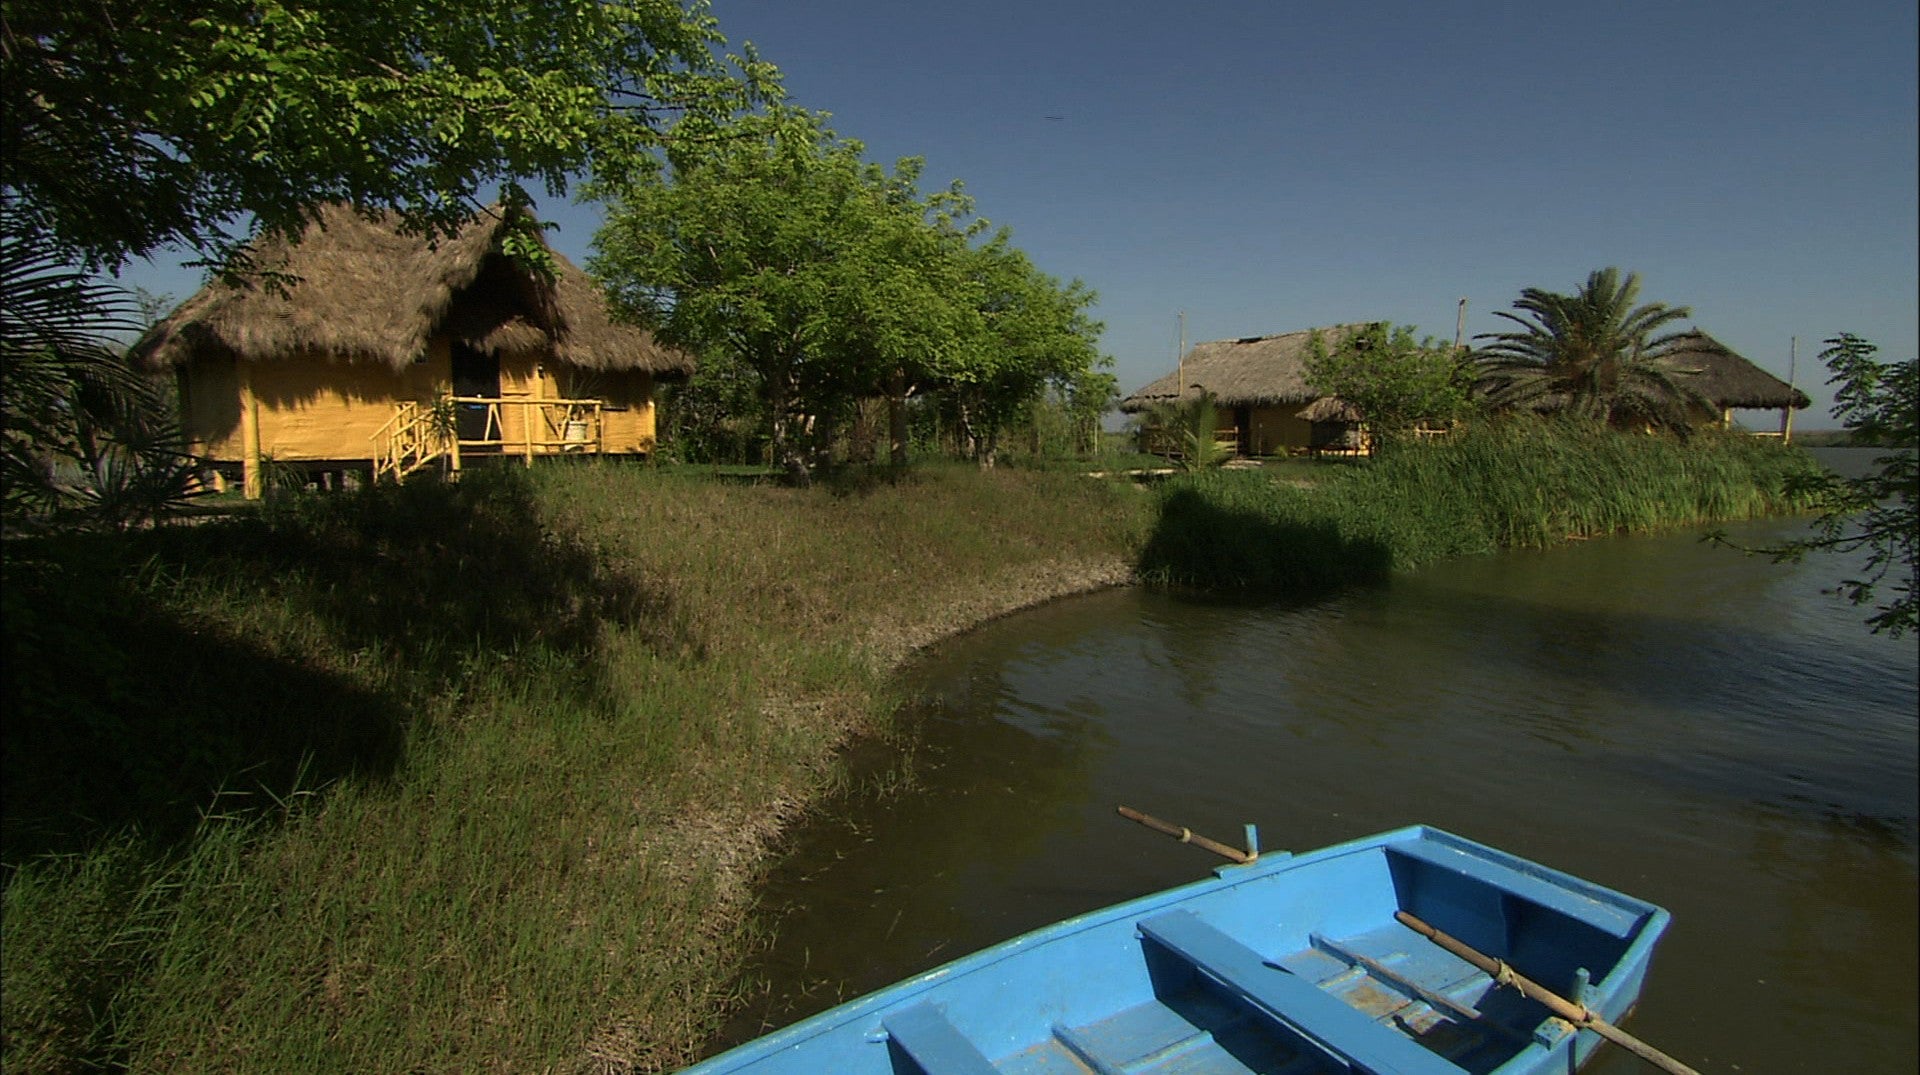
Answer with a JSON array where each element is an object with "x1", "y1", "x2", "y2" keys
[
  {"x1": 133, "y1": 204, "x2": 693, "y2": 377},
  {"x1": 1295, "y1": 395, "x2": 1363, "y2": 423},
  {"x1": 1119, "y1": 323, "x2": 1374, "y2": 413},
  {"x1": 1666, "y1": 332, "x2": 1810, "y2": 410}
]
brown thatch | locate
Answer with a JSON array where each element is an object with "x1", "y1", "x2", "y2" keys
[
  {"x1": 1666, "y1": 332, "x2": 1810, "y2": 410},
  {"x1": 1118, "y1": 323, "x2": 1375, "y2": 412},
  {"x1": 132, "y1": 204, "x2": 693, "y2": 376},
  {"x1": 1295, "y1": 395, "x2": 1362, "y2": 423}
]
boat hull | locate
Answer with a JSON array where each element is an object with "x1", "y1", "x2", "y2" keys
[{"x1": 681, "y1": 825, "x2": 1671, "y2": 1075}]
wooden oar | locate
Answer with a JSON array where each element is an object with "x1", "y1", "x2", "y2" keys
[
  {"x1": 1395, "y1": 911, "x2": 1700, "y2": 1075},
  {"x1": 1115, "y1": 806, "x2": 1254, "y2": 863}
]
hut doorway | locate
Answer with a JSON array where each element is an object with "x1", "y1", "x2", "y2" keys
[{"x1": 451, "y1": 342, "x2": 500, "y2": 446}]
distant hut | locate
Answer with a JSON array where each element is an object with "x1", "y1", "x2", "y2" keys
[
  {"x1": 133, "y1": 204, "x2": 694, "y2": 497},
  {"x1": 1119, "y1": 324, "x2": 1374, "y2": 455},
  {"x1": 1665, "y1": 332, "x2": 1811, "y2": 437}
]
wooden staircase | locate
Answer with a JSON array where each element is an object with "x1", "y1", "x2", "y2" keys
[{"x1": 371, "y1": 400, "x2": 453, "y2": 482}]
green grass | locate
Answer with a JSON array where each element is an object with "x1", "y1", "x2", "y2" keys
[
  {"x1": 1, "y1": 429, "x2": 1821, "y2": 1072},
  {"x1": 2, "y1": 463, "x2": 1150, "y2": 1073}
]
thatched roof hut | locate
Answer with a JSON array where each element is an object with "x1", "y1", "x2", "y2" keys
[
  {"x1": 1118, "y1": 324, "x2": 1373, "y2": 413},
  {"x1": 1665, "y1": 332, "x2": 1810, "y2": 410},
  {"x1": 136, "y1": 205, "x2": 694, "y2": 497},
  {"x1": 133, "y1": 203, "x2": 691, "y2": 377}
]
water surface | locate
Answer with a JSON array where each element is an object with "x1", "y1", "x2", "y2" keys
[{"x1": 724, "y1": 505, "x2": 1918, "y2": 1073}]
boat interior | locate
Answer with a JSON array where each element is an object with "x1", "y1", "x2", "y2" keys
[{"x1": 879, "y1": 838, "x2": 1650, "y2": 1075}]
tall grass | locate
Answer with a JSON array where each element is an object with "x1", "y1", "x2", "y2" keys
[
  {"x1": 2, "y1": 430, "x2": 1816, "y2": 1071},
  {"x1": 1140, "y1": 419, "x2": 1825, "y2": 588},
  {"x1": 2, "y1": 463, "x2": 1150, "y2": 1073}
]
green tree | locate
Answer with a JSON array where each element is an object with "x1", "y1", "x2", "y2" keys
[
  {"x1": 3, "y1": 0, "x2": 772, "y2": 271},
  {"x1": 1143, "y1": 392, "x2": 1229, "y2": 472},
  {"x1": 1473, "y1": 267, "x2": 1710, "y2": 432},
  {"x1": 1739, "y1": 334, "x2": 1916, "y2": 636},
  {"x1": 932, "y1": 234, "x2": 1107, "y2": 467},
  {"x1": 1304, "y1": 322, "x2": 1472, "y2": 450},
  {"x1": 590, "y1": 110, "x2": 979, "y2": 480}
]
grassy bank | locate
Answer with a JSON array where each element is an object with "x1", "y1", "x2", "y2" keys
[
  {"x1": 2, "y1": 463, "x2": 1150, "y2": 1073},
  {"x1": 1139, "y1": 420, "x2": 1825, "y2": 590},
  {"x1": 2, "y1": 425, "x2": 1823, "y2": 1072}
]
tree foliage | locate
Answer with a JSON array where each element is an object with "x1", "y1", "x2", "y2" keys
[
  {"x1": 1304, "y1": 322, "x2": 1472, "y2": 448},
  {"x1": 590, "y1": 108, "x2": 1107, "y2": 476},
  {"x1": 1, "y1": 221, "x2": 199, "y2": 529},
  {"x1": 2, "y1": 0, "x2": 774, "y2": 271},
  {"x1": 1143, "y1": 393, "x2": 1229, "y2": 472},
  {"x1": 1473, "y1": 267, "x2": 1709, "y2": 433},
  {"x1": 591, "y1": 110, "x2": 964, "y2": 477},
  {"x1": 3, "y1": 0, "x2": 774, "y2": 526},
  {"x1": 934, "y1": 234, "x2": 1106, "y2": 465},
  {"x1": 1744, "y1": 334, "x2": 1917, "y2": 637}
]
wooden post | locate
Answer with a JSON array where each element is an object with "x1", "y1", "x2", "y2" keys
[
  {"x1": 238, "y1": 360, "x2": 262, "y2": 499},
  {"x1": 888, "y1": 369, "x2": 910, "y2": 467},
  {"x1": 1177, "y1": 311, "x2": 1186, "y2": 400},
  {"x1": 447, "y1": 397, "x2": 463, "y2": 475},
  {"x1": 1780, "y1": 336, "x2": 1797, "y2": 443}
]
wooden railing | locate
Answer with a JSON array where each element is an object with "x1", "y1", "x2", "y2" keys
[
  {"x1": 1140, "y1": 426, "x2": 1241, "y2": 459},
  {"x1": 372, "y1": 397, "x2": 607, "y2": 481},
  {"x1": 371, "y1": 400, "x2": 451, "y2": 483}
]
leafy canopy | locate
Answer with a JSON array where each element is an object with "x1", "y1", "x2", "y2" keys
[
  {"x1": 591, "y1": 110, "x2": 968, "y2": 465},
  {"x1": 590, "y1": 108, "x2": 1105, "y2": 471},
  {"x1": 933, "y1": 232, "x2": 1106, "y2": 463},
  {"x1": 1473, "y1": 267, "x2": 1709, "y2": 432},
  {"x1": 1737, "y1": 334, "x2": 1917, "y2": 636},
  {"x1": 1304, "y1": 322, "x2": 1472, "y2": 447},
  {"x1": 3, "y1": 0, "x2": 776, "y2": 270}
]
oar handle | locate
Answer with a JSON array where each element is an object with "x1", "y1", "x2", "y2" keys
[
  {"x1": 1395, "y1": 911, "x2": 1701, "y2": 1075},
  {"x1": 1116, "y1": 806, "x2": 1253, "y2": 864}
]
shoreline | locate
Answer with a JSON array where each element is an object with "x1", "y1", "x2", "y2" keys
[{"x1": 634, "y1": 555, "x2": 1139, "y2": 1069}]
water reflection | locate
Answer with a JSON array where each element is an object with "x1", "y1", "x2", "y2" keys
[{"x1": 719, "y1": 515, "x2": 1917, "y2": 1072}]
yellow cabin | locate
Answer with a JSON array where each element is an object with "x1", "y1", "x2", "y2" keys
[
  {"x1": 1120, "y1": 324, "x2": 1377, "y2": 456},
  {"x1": 133, "y1": 205, "x2": 694, "y2": 496}
]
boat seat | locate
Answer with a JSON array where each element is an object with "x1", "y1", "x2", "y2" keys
[
  {"x1": 882, "y1": 1002, "x2": 1000, "y2": 1075},
  {"x1": 1389, "y1": 841, "x2": 1640, "y2": 938},
  {"x1": 1138, "y1": 911, "x2": 1458, "y2": 1075}
]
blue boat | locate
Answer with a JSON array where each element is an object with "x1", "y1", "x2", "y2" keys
[{"x1": 681, "y1": 825, "x2": 1672, "y2": 1075}]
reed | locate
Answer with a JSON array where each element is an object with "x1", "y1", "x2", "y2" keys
[{"x1": 1139, "y1": 419, "x2": 1824, "y2": 588}]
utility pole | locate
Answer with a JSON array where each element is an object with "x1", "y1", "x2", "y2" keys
[
  {"x1": 1781, "y1": 336, "x2": 1797, "y2": 442},
  {"x1": 1177, "y1": 311, "x2": 1187, "y2": 398}
]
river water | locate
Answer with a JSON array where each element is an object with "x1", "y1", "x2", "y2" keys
[{"x1": 718, "y1": 452, "x2": 1918, "y2": 1073}]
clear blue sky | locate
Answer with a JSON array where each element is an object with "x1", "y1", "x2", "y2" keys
[{"x1": 122, "y1": 0, "x2": 1917, "y2": 426}]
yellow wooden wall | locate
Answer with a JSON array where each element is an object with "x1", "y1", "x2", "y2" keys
[
  {"x1": 1247, "y1": 406, "x2": 1312, "y2": 455},
  {"x1": 180, "y1": 339, "x2": 657, "y2": 465}
]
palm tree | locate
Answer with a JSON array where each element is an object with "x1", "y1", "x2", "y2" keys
[
  {"x1": 1473, "y1": 267, "x2": 1710, "y2": 432},
  {"x1": 2, "y1": 214, "x2": 197, "y2": 528},
  {"x1": 1144, "y1": 391, "x2": 1229, "y2": 471}
]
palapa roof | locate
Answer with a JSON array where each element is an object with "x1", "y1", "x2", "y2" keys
[
  {"x1": 133, "y1": 204, "x2": 693, "y2": 377},
  {"x1": 1665, "y1": 332, "x2": 1810, "y2": 410},
  {"x1": 1119, "y1": 324, "x2": 1809, "y2": 417},
  {"x1": 1118, "y1": 323, "x2": 1374, "y2": 414}
]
